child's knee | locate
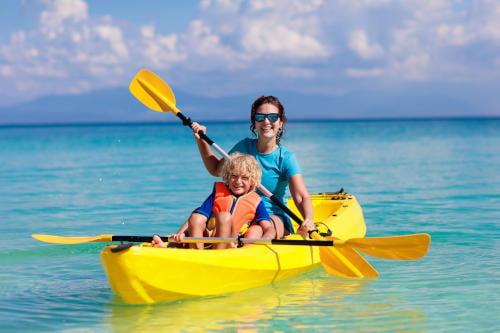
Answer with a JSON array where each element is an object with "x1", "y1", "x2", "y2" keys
[
  {"x1": 190, "y1": 213, "x2": 207, "y2": 226},
  {"x1": 215, "y1": 211, "x2": 232, "y2": 223}
]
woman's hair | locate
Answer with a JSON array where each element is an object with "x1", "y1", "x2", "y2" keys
[
  {"x1": 221, "y1": 152, "x2": 261, "y2": 190},
  {"x1": 250, "y1": 95, "x2": 287, "y2": 145}
]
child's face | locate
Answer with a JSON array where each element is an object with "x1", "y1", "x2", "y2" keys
[{"x1": 228, "y1": 172, "x2": 252, "y2": 195}]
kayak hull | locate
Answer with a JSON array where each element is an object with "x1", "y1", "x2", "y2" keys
[{"x1": 100, "y1": 193, "x2": 366, "y2": 304}]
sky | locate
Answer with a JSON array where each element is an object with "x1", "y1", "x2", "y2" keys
[{"x1": 0, "y1": 0, "x2": 499, "y2": 121}]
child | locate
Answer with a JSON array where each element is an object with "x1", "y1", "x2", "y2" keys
[{"x1": 152, "y1": 152, "x2": 274, "y2": 249}]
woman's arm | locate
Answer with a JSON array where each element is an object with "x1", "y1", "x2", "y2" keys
[
  {"x1": 260, "y1": 220, "x2": 277, "y2": 239},
  {"x1": 191, "y1": 122, "x2": 225, "y2": 177},
  {"x1": 288, "y1": 174, "x2": 315, "y2": 232}
]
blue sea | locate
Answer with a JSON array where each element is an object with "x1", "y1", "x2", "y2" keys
[{"x1": 1, "y1": 119, "x2": 499, "y2": 332}]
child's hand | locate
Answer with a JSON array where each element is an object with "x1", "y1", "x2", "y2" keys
[
  {"x1": 151, "y1": 234, "x2": 167, "y2": 248},
  {"x1": 170, "y1": 232, "x2": 185, "y2": 243}
]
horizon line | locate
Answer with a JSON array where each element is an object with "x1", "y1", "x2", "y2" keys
[{"x1": 1, "y1": 115, "x2": 499, "y2": 128}]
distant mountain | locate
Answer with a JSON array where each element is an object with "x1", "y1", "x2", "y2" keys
[
  {"x1": 0, "y1": 83, "x2": 497, "y2": 125},
  {"x1": 0, "y1": 87, "x2": 164, "y2": 125},
  {"x1": 0, "y1": 87, "x2": 252, "y2": 125}
]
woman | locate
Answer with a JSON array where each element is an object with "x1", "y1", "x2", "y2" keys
[
  {"x1": 191, "y1": 95, "x2": 315, "y2": 239},
  {"x1": 154, "y1": 153, "x2": 273, "y2": 249}
]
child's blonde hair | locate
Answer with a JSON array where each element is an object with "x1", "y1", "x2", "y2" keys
[{"x1": 221, "y1": 152, "x2": 261, "y2": 190}]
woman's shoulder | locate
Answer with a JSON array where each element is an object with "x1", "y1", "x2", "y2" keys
[
  {"x1": 276, "y1": 144, "x2": 296, "y2": 158},
  {"x1": 232, "y1": 138, "x2": 257, "y2": 152},
  {"x1": 276, "y1": 145, "x2": 301, "y2": 174},
  {"x1": 241, "y1": 137, "x2": 257, "y2": 145}
]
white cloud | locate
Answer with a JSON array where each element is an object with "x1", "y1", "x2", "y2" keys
[
  {"x1": 436, "y1": 24, "x2": 473, "y2": 46},
  {"x1": 250, "y1": 0, "x2": 324, "y2": 12},
  {"x1": 241, "y1": 22, "x2": 329, "y2": 60},
  {"x1": 0, "y1": 65, "x2": 13, "y2": 77},
  {"x1": 391, "y1": 53, "x2": 430, "y2": 81},
  {"x1": 389, "y1": 23, "x2": 421, "y2": 58},
  {"x1": 196, "y1": 0, "x2": 330, "y2": 63},
  {"x1": 348, "y1": 29, "x2": 384, "y2": 59},
  {"x1": 39, "y1": 0, "x2": 87, "y2": 24},
  {"x1": 93, "y1": 25, "x2": 129, "y2": 59},
  {"x1": 183, "y1": 19, "x2": 236, "y2": 64},
  {"x1": 0, "y1": 0, "x2": 499, "y2": 107},
  {"x1": 201, "y1": 0, "x2": 244, "y2": 11},
  {"x1": 10, "y1": 31, "x2": 27, "y2": 44},
  {"x1": 39, "y1": 0, "x2": 88, "y2": 38},
  {"x1": 478, "y1": 0, "x2": 500, "y2": 41},
  {"x1": 336, "y1": 0, "x2": 391, "y2": 10},
  {"x1": 141, "y1": 34, "x2": 186, "y2": 67},
  {"x1": 140, "y1": 25, "x2": 155, "y2": 39}
]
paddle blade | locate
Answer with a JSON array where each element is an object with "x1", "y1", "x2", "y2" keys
[
  {"x1": 319, "y1": 247, "x2": 379, "y2": 278},
  {"x1": 346, "y1": 233, "x2": 431, "y2": 260},
  {"x1": 311, "y1": 233, "x2": 379, "y2": 278},
  {"x1": 129, "y1": 69, "x2": 177, "y2": 113},
  {"x1": 32, "y1": 234, "x2": 113, "y2": 244}
]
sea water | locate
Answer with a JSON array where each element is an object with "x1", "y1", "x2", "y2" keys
[{"x1": 0, "y1": 119, "x2": 499, "y2": 332}]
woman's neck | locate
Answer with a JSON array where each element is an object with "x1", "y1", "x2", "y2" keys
[{"x1": 257, "y1": 136, "x2": 278, "y2": 154}]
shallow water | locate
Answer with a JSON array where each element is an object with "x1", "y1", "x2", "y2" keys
[{"x1": 1, "y1": 119, "x2": 499, "y2": 332}]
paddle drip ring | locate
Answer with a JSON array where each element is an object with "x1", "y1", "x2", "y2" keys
[
  {"x1": 182, "y1": 116, "x2": 192, "y2": 127},
  {"x1": 237, "y1": 235, "x2": 244, "y2": 248}
]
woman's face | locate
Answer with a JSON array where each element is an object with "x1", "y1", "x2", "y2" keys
[{"x1": 254, "y1": 103, "x2": 282, "y2": 141}]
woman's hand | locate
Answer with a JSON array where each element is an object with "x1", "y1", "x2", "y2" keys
[
  {"x1": 191, "y1": 122, "x2": 207, "y2": 140},
  {"x1": 298, "y1": 217, "x2": 315, "y2": 234},
  {"x1": 289, "y1": 174, "x2": 315, "y2": 237}
]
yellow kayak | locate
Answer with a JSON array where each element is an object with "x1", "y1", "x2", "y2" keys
[{"x1": 100, "y1": 192, "x2": 366, "y2": 304}]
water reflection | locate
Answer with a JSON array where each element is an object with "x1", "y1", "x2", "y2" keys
[{"x1": 102, "y1": 269, "x2": 425, "y2": 332}]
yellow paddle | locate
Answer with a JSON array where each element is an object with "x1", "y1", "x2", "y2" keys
[
  {"x1": 335, "y1": 233, "x2": 431, "y2": 260},
  {"x1": 32, "y1": 234, "x2": 114, "y2": 244},
  {"x1": 31, "y1": 233, "x2": 430, "y2": 260},
  {"x1": 130, "y1": 69, "x2": 381, "y2": 278}
]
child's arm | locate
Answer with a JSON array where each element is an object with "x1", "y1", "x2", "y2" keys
[
  {"x1": 176, "y1": 220, "x2": 189, "y2": 233},
  {"x1": 170, "y1": 220, "x2": 189, "y2": 242},
  {"x1": 255, "y1": 201, "x2": 276, "y2": 239},
  {"x1": 171, "y1": 188, "x2": 215, "y2": 243}
]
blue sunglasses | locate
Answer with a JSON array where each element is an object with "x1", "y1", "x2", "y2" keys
[{"x1": 255, "y1": 113, "x2": 280, "y2": 122}]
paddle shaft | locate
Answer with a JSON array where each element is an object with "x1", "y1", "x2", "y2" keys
[
  {"x1": 114, "y1": 235, "x2": 331, "y2": 246},
  {"x1": 32, "y1": 232, "x2": 429, "y2": 260}
]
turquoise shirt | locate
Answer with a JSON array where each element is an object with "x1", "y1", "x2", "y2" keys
[{"x1": 229, "y1": 138, "x2": 301, "y2": 232}]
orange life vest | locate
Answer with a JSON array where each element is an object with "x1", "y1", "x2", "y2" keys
[{"x1": 212, "y1": 182, "x2": 262, "y2": 233}]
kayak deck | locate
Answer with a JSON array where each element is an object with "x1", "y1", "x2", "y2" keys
[{"x1": 100, "y1": 192, "x2": 366, "y2": 304}]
